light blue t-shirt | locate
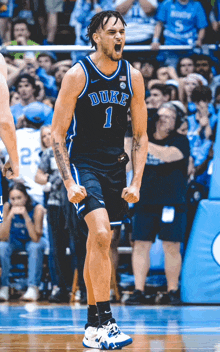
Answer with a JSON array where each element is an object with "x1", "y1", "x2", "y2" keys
[
  {"x1": 70, "y1": 0, "x2": 115, "y2": 45},
  {"x1": 11, "y1": 102, "x2": 53, "y2": 126},
  {"x1": 156, "y1": 0, "x2": 208, "y2": 45},
  {"x1": 115, "y1": 0, "x2": 158, "y2": 43}
]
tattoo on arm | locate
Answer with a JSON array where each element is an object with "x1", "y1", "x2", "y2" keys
[
  {"x1": 52, "y1": 139, "x2": 70, "y2": 181},
  {"x1": 132, "y1": 136, "x2": 141, "y2": 152}
]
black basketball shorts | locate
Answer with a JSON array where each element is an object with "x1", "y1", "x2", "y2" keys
[
  {"x1": 132, "y1": 205, "x2": 187, "y2": 243},
  {"x1": 71, "y1": 164, "x2": 128, "y2": 224}
]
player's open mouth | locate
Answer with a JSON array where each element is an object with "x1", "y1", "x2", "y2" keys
[{"x1": 115, "y1": 44, "x2": 121, "y2": 53}]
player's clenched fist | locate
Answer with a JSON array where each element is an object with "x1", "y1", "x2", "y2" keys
[
  {"x1": 2, "y1": 160, "x2": 19, "y2": 179},
  {"x1": 67, "y1": 184, "x2": 87, "y2": 203},
  {"x1": 121, "y1": 185, "x2": 140, "y2": 203}
]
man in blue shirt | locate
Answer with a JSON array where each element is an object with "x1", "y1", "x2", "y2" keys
[
  {"x1": 11, "y1": 74, "x2": 53, "y2": 126},
  {"x1": 151, "y1": 0, "x2": 208, "y2": 49},
  {"x1": 36, "y1": 52, "x2": 58, "y2": 98}
]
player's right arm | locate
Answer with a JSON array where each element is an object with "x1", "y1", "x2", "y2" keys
[
  {"x1": 51, "y1": 63, "x2": 87, "y2": 203},
  {"x1": 0, "y1": 54, "x2": 19, "y2": 179}
]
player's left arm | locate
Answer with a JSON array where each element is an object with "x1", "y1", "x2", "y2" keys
[
  {"x1": 122, "y1": 67, "x2": 148, "y2": 203},
  {"x1": 0, "y1": 54, "x2": 19, "y2": 179}
]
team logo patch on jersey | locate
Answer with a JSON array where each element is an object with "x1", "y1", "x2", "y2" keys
[{"x1": 120, "y1": 82, "x2": 126, "y2": 89}]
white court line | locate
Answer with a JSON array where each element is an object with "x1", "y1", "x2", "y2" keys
[{"x1": 1, "y1": 326, "x2": 220, "y2": 333}]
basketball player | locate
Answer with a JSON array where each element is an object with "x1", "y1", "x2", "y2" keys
[
  {"x1": 51, "y1": 11, "x2": 148, "y2": 350},
  {"x1": 0, "y1": 53, "x2": 19, "y2": 222}
]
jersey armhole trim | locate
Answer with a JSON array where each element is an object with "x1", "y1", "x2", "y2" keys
[
  {"x1": 78, "y1": 60, "x2": 89, "y2": 99},
  {"x1": 126, "y1": 61, "x2": 133, "y2": 97}
]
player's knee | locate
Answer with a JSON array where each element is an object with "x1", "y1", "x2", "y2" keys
[{"x1": 94, "y1": 229, "x2": 112, "y2": 251}]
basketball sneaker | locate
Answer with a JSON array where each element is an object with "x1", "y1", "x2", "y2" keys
[
  {"x1": 82, "y1": 326, "x2": 99, "y2": 349},
  {"x1": 97, "y1": 319, "x2": 133, "y2": 350}
]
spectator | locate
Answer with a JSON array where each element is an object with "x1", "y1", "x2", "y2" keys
[
  {"x1": 42, "y1": 97, "x2": 56, "y2": 110},
  {"x1": 35, "y1": 126, "x2": 67, "y2": 301},
  {"x1": 166, "y1": 80, "x2": 179, "y2": 100},
  {"x1": 188, "y1": 85, "x2": 217, "y2": 170},
  {"x1": 213, "y1": 86, "x2": 220, "y2": 114},
  {"x1": 115, "y1": 0, "x2": 158, "y2": 44},
  {"x1": 125, "y1": 102, "x2": 190, "y2": 305},
  {"x1": 185, "y1": 86, "x2": 216, "y2": 246},
  {"x1": 70, "y1": 0, "x2": 114, "y2": 46},
  {"x1": 0, "y1": 101, "x2": 53, "y2": 205},
  {"x1": 176, "y1": 57, "x2": 195, "y2": 78},
  {"x1": 14, "y1": 62, "x2": 47, "y2": 102},
  {"x1": 0, "y1": 0, "x2": 14, "y2": 44},
  {"x1": 36, "y1": 53, "x2": 59, "y2": 98},
  {"x1": 179, "y1": 73, "x2": 206, "y2": 113},
  {"x1": 177, "y1": 116, "x2": 188, "y2": 136},
  {"x1": 2, "y1": 52, "x2": 15, "y2": 66},
  {"x1": 35, "y1": 135, "x2": 87, "y2": 304},
  {"x1": 6, "y1": 18, "x2": 40, "y2": 60},
  {"x1": 10, "y1": 74, "x2": 53, "y2": 125},
  {"x1": 69, "y1": 0, "x2": 114, "y2": 62},
  {"x1": 0, "y1": 182, "x2": 46, "y2": 302},
  {"x1": 148, "y1": 65, "x2": 179, "y2": 88},
  {"x1": 147, "y1": 83, "x2": 172, "y2": 129},
  {"x1": 193, "y1": 54, "x2": 220, "y2": 98},
  {"x1": 156, "y1": 66, "x2": 179, "y2": 84},
  {"x1": 35, "y1": 125, "x2": 61, "y2": 300},
  {"x1": 140, "y1": 58, "x2": 159, "y2": 90},
  {"x1": 151, "y1": 0, "x2": 208, "y2": 49},
  {"x1": 9, "y1": 90, "x2": 20, "y2": 106},
  {"x1": 54, "y1": 64, "x2": 71, "y2": 92},
  {"x1": 42, "y1": 0, "x2": 63, "y2": 45},
  {"x1": 131, "y1": 59, "x2": 142, "y2": 71},
  {"x1": 37, "y1": 52, "x2": 56, "y2": 75},
  {"x1": 209, "y1": 0, "x2": 220, "y2": 41},
  {"x1": 148, "y1": 83, "x2": 171, "y2": 109}
]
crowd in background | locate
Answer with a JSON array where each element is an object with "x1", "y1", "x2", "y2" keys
[{"x1": 0, "y1": 0, "x2": 220, "y2": 305}]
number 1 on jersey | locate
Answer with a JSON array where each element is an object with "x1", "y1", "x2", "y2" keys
[{"x1": 103, "y1": 106, "x2": 112, "y2": 128}]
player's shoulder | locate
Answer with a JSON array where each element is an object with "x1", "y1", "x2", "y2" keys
[
  {"x1": 60, "y1": 62, "x2": 86, "y2": 95},
  {"x1": 129, "y1": 65, "x2": 144, "y2": 90},
  {"x1": 0, "y1": 53, "x2": 7, "y2": 81},
  {"x1": 64, "y1": 62, "x2": 86, "y2": 81}
]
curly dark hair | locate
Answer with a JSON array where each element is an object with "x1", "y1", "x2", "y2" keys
[{"x1": 86, "y1": 10, "x2": 127, "y2": 48}]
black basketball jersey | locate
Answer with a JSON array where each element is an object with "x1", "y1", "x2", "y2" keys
[{"x1": 66, "y1": 56, "x2": 133, "y2": 170}]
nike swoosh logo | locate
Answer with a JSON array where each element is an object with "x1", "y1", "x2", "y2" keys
[
  {"x1": 91, "y1": 79, "x2": 100, "y2": 83},
  {"x1": 104, "y1": 310, "x2": 111, "y2": 314}
]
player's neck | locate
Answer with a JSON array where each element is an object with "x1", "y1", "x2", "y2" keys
[{"x1": 90, "y1": 53, "x2": 119, "y2": 77}]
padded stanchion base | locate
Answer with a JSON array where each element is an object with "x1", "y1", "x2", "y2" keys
[{"x1": 181, "y1": 199, "x2": 220, "y2": 303}]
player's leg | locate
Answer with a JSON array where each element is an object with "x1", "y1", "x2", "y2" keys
[
  {"x1": 83, "y1": 208, "x2": 111, "y2": 349},
  {"x1": 82, "y1": 239, "x2": 100, "y2": 349},
  {"x1": 84, "y1": 208, "x2": 112, "y2": 304},
  {"x1": 85, "y1": 208, "x2": 132, "y2": 350}
]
